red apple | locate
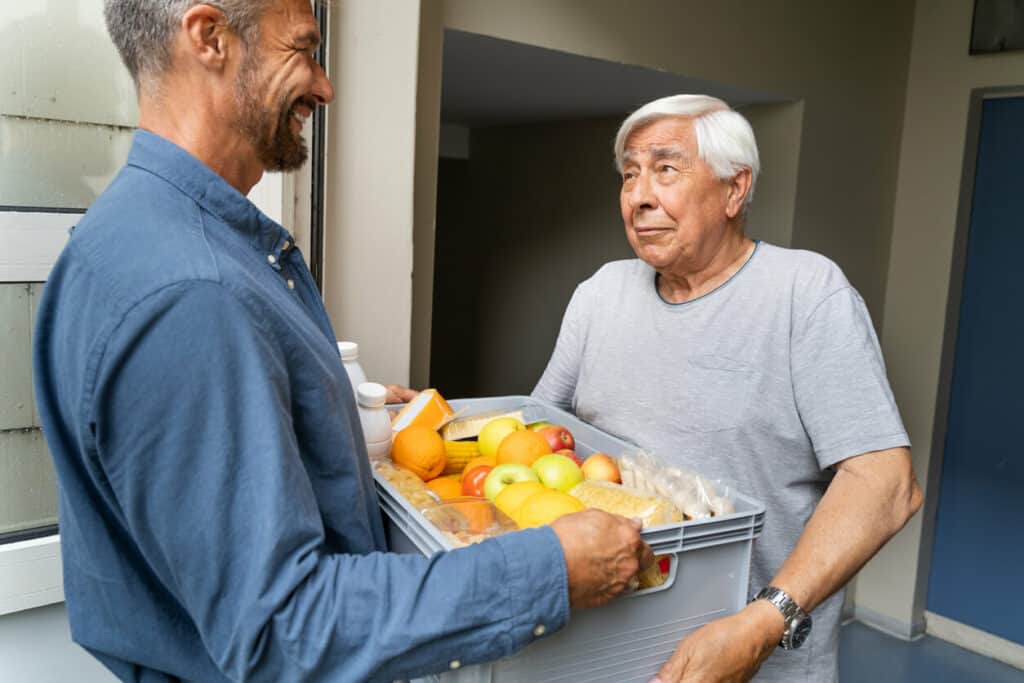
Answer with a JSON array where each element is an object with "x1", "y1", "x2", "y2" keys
[
  {"x1": 461, "y1": 465, "x2": 493, "y2": 498},
  {"x1": 581, "y1": 453, "x2": 621, "y2": 484},
  {"x1": 556, "y1": 449, "x2": 584, "y2": 467},
  {"x1": 538, "y1": 425, "x2": 575, "y2": 453}
]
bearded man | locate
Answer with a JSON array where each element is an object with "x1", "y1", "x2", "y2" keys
[{"x1": 32, "y1": 2, "x2": 652, "y2": 681}]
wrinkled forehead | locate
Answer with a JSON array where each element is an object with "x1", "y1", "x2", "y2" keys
[
  {"x1": 264, "y1": 0, "x2": 321, "y2": 44},
  {"x1": 620, "y1": 117, "x2": 697, "y2": 164},
  {"x1": 620, "y1": 144, "x2": 692, "y2": 167}
]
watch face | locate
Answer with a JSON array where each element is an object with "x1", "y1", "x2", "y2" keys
[{"x1": 790, "y1": 616, "x2": 813, "y2": 649}]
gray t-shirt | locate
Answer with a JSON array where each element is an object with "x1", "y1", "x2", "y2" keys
[{"x1": 532, "y1": 242, "x2": 910, "y2": 682}]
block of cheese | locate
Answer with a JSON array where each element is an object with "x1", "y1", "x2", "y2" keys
[{"x1": 569, "y1": 480, "x2": 683, "y2": 528}]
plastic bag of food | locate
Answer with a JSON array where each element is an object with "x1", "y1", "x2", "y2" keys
[
  {"x1": 374, "y1": 460, "x2": 439, "y2": 509},
  {"x1": 568, "y1": 480, "x2": 682, "y2": 527},
  {"x1": 419, "y1": 497, "x2": 518, "y2": 547},
  {"x1": 617, "y1": 450, "x2": 736, "y2": 520}
]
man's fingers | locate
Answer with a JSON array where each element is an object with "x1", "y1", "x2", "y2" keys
[{"x1": 638, "y1": 540, "x2": 656, "y2": 570}]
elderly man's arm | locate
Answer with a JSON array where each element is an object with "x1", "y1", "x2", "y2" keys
[{"x1": 651, "y1": 446, "x2": 922, "y2": 683}]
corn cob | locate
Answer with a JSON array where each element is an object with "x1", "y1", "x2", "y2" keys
[{"x1": 442, "y1": 440, "x2": 481, "y2": 476}]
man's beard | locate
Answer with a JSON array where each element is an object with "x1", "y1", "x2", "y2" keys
[{"x1": 235, "y1": 53, "x2": 309, "y2": 172}]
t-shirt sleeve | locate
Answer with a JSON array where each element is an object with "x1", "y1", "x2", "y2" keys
[
  {"x1": 90, "y1": 281, "x2": 569, "y2": 682},
  {"x1": 532, "y1": 283, "x2": 588, "y2": 410},
  {"x1": 790, "y1": 286, "x2": 911, "y2": 470}
]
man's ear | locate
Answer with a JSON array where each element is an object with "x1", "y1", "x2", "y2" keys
[
  {"x1": 725, "y1": 167, "x2": 753, "y2": 219},
  {"x1": 180, "y1": 4, "x2": 234, "y2": 72}
]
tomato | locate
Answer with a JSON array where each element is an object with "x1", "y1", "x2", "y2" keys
[{"x1": 461, "y1": 465, "x2": 493, "y2": 498}]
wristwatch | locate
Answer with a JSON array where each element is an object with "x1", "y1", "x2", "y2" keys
[{"x1": 754, "y1": 586, "x2": 812, "y2": 650}]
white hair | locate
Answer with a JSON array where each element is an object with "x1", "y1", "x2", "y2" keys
[{"x1": 614, "y1": 94, "x2": 760, "y2": 209}]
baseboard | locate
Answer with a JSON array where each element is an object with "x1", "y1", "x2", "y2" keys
[
  {"x1": 852, "y1": 605, "x2": 926, "y2": 642},
  {"x1": 925, "y1": 611, "x2": 1024, "y2": 671}
]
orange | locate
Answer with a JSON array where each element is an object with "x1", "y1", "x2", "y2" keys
[
  {"x1": 391, "y1": 425, "x2": 446, "y2": 481},
  {"x1": 460, "y1": 455, "x2": 496, "y2": 481},
  {"x1": 494, "y1": 481, "x2": 546, "y2": 519},
  {"x1": 515, "y1": 490, "x2": 585, "y2": 528},
  {"x1": 450, "y1": 498, "x2": 496, "y2": 534},
  {"x1": 426, "y1": 475, "x2": 463, "y2": 500},
  {"x1": 496, "y1": 430, "x2": 551, "y2": 467}
]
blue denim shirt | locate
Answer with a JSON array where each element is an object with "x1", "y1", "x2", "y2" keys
[{"x1": 32, "y1": 130, "x2": 569, "y2": 682}]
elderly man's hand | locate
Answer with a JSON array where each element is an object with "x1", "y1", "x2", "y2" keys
[{"x1": 649, "y1": 600, "x2": 784, "y2": 683}]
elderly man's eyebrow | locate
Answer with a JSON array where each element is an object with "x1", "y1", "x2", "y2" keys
[{"x1": 650, "y1": 146, "x2": 690, "y2": 163}]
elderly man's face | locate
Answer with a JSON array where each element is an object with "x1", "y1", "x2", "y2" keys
[
  {"x1": 619, "y1": 117, "x2": 733, "y2": 274},
  {"x1": 234, "y1": 0, "x2": 333, "y2": 171}
]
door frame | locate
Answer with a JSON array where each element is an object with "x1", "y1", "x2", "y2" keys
[{"x1": 913, "y1": 88, "x2": 1024, "y2": 662}]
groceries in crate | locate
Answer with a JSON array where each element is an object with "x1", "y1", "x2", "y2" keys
[
  {"x1": 619, "y1": 450, "x2": 736, "y2": 519},
  {"x1": 379, "y1": 394, "x2": 735, "y2": 547},
  {"x1": 568, "y1": 480, "x2": 682, "y2": 527}
]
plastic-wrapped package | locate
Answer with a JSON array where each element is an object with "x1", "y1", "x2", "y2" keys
[
  {"x1": 419, "y1": 497, "x2": 518, "y2": 547},
  {"x1": 568, "y1": 480, "x2": 682, "y2": 527},
  {"x1": 373, "y1": 460, "x2": 438, "y2": 509},
  {"x1": 617, "y1": 450, "x2": 735, "y2": 520}
]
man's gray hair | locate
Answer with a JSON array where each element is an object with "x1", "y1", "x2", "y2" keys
[
  {"x1": 614, "y1": 94, "x2": 761, "y2": 209},
  {"x1": 104, "y1": 0, "x2": 273, "y2": 93}
]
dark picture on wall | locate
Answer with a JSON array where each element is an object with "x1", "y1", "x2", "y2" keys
[{"x1": 971, "y1": 0, "x2": 1024, "y2": 54}]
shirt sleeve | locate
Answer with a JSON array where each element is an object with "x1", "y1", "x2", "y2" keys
[
  {"x1": 532, "y1": 284, "x2": 587, "y2": 410},
  {"x1": 89, "y1": 280, "x2": 569, "y2": 683},
  {"x1": 790, "y1": 286, "x2": 911, "y2": 470}
]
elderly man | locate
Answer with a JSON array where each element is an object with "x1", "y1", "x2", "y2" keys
[
  {"x1": 32, "y1": 1, "x2": 652, "y2": 681},
  {"x1": 533, "y1": 94, "x2": 923, "y2": 682}
]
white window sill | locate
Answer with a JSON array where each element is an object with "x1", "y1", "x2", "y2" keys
[{"x1": 0, "y1": 534, "x2": 63, "y2": 616}]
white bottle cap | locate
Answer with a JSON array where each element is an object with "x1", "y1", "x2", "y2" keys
[
  {"x1": 356, "y1": 382, "x2": 387, "y2": 408},
  {"x1": 338, "y1": 341, "x2": 359, "y2": 361}
]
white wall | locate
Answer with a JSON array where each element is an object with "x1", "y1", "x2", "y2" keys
[{"x1": 856, "y1": 0, "x2": 1024, "y2": 637}]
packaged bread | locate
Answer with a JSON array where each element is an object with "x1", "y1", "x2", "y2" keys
[
  {"x1": 568, "y1": 480, "x2": 682, "y2": 527},
  {"x1": 374, "y1": 461, "x2": 438, "y2": 509}
]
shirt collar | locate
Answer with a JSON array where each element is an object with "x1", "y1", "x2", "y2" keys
[{"x1": 126, "y1": 129, "x2": 294, "y2": 256}]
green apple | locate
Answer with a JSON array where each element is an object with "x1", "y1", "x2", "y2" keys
[
  {"x1": 477, "y1": 417, "x2": 525, "y2": 458},
  {"x1": 527, "y1": 421, "x2": 554, "y2": 432},
  {"x1": 532, "y1": 453, "x2": 584, "y2": 492},
  {"x1": 483, "y1": 463, "x2": 539, "y2": 500}
]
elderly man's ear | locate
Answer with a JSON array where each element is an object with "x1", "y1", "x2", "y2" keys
[
  {"x1": 725, "y1": 167, "x2": 753, "y2": 220},
  {"x1": 180, "y1": 4, "x2": 235, "y2": 71}
]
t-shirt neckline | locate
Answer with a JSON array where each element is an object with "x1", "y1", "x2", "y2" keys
[{"x1": 653, "y1": 240, "x2": 762, "y2": 307}]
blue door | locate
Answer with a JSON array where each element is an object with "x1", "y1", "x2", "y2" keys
[{"x1": 927, "y1": 96, "x2": 1024, "y2": 644}]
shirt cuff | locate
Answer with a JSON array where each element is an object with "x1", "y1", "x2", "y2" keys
[{"x1": 491, "y1": 526, "x2": 571, "y2": 653}]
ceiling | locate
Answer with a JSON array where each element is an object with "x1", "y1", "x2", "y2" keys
[{"x1": 440, "y1": 29, "x2": 785, "y2": 128}]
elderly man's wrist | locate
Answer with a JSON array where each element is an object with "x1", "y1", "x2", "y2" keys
[{"x1": 745, "y1": 599, "x2": 787, "y2": 645}]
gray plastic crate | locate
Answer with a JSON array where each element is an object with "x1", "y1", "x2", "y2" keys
[{"x1": 376, "y1": 396, "x2": 765, "y2": 683}]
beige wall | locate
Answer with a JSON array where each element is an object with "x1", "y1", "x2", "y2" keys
[
  {"x1": 856, "y1": 0, "x2": 1024, "y2": 636},
  {"x1": 323, "y1": 0, "x2": 423, "y2": 385}
]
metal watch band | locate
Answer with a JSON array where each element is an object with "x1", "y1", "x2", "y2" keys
[{"x1": 754, "y1": 586, "x2": 812, "y2": 650}]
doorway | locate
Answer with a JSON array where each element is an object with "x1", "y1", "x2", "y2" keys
[{"x1": 927, "y1": 95, "x2": 1024, "y2": 645}]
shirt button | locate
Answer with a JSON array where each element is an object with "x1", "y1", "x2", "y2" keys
[
  {"x1": 287, "y1": 279, "x2": 295, "y2": 290},
  {"x1": 267, "y1": 254, "x2": 277, "y2": 265},
  {"x1": 282, "y1": 240, "x2": 290, "y2": 251},
  {"x1": 533, "y1": 624, "x2": 547, "y2": 637},
  {"x1": 449, "y1": 660, "x2": 461, "y2": 670}
]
